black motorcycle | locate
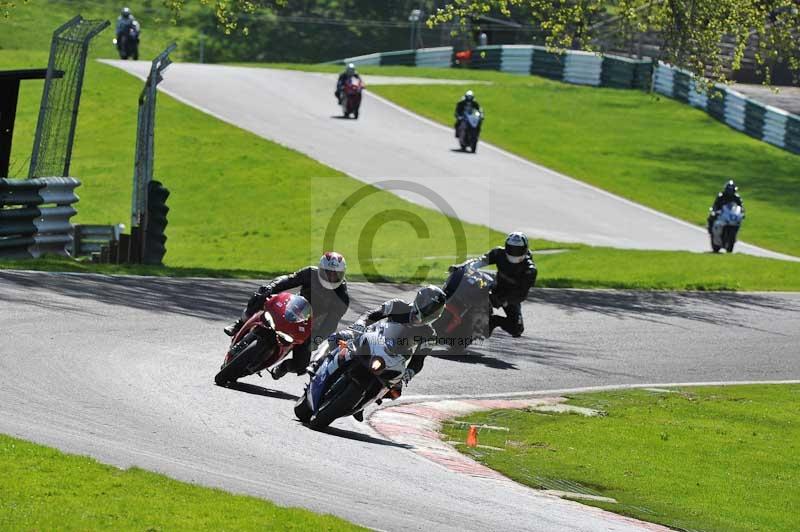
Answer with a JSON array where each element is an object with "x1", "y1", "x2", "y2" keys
[
  {"x1": 432, "y1": 264, "x2": 495, "y2": 354},
  {"x1": 115, "y1": 25, "x2": 140, "y2": 60}
]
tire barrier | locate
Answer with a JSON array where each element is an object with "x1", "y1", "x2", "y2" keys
[
  {"x1": 0, "y1": 177, "x2": 80, "y2": 258},
  {"x1": 335, "y1": 45, "x2": 651, "y2": 90},
  {"x1": 72, "y1": 224, "x2": 123, "y2": 257},
  {"x1": 653, "y1": 62, "x2": 800, "y2": 155}
]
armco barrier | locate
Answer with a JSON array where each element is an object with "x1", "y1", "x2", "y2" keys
[
  {"x1": 652, "y1": 61, "x2": 800, "y2": 155},
  {"x1": 0, "y1": 177, "x2": 80, "y2": 258},
  {"x1": 500, "y1": 45, "x2": 533, "y2": 74},
  {"x1": 564, "y1": 52, "x2": 603, "y2": 86},
  {"x1": 415, "y1": 47, "x2": 452, "y2": 68}
]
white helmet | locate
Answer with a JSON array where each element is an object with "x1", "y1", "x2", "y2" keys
[
  {"x1": 346, "y1": 63, "x2": 356, "y2": 75},
  {"x1": 504, "y1": 232, "x2": 529, "y2": 264},
  {"x1": 318, "y1": 251, "x2": 346, "y2": 290},
  {"x1": 464, "y1": 90, "x2": 474, "y2": 101}
]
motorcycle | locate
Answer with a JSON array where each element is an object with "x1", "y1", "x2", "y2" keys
[
  {"x1": 710, "y1": 202, "x2": 744, "y2": 253},
  {"x1": 214, "y1": 293, "x2": 312, "y2": 386},
  {"x1": 294, "y1": 324, "x2": 411, "y2": 429},
  {"x1": 433, "y1": 264, "x2": 495, "y2": 354},
  {"x1": 457, "y1": 107, "x2": 483, "y2": 153},
  {"x1": 340, "y1": 76, "x2": 364, "y2": 119},
  {"x1": 114, "y1": 23, "x2": 140, "y2": 60}
]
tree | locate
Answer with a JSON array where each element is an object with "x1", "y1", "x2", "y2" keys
[{"x1": 428, "y1": 0, "x2": 800, "y2": 84}]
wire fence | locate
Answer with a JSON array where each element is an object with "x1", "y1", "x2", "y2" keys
[{"x1": 28, "y1": 16, "x2": 108, "y2": 179}]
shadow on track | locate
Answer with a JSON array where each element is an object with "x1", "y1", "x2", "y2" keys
[
  {"x1": 317, "y1": 425, "x2": 413, "y2": 449},
  {"x1": 0, "y1": 270, "x2": 414, "y2": 323},
  {"x1": 221, "y1": 381, "x2": 299, "y2": 401},
  {"x1": 532, "y1": 289, "x2": 800, "y2": 331},
  {"x1": 432, "y1": 350, "x2": 518, "y2": 370}
]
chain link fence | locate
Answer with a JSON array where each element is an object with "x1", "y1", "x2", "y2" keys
[{"x1": 28, "y1": 15, "x2": 108, "y2": 179}]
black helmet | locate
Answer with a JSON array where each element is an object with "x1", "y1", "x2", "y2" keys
[
  {"x1": 410, "y1": 285, "x2": 446, "y2": 325},
  {"x1": 723, "y1": 180, "x2": 737, "y2": 195},
  {"x1": 505, "y1": 231, "x2": 529, "y2": 264}
]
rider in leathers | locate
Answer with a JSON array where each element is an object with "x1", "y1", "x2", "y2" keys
[
  {"x1": 224, "y1": 252, "x2": 349, "y2": 379},
  {"x1": 328, "y1": 286, "x2": 445, "y2": 421},
  {"x1": 454, "y1": 232, "x2": 537, "y2": 338},
  {"x1": 707, "y1": 180, "x2": 744, "y2": 233},
  {"x1": 454, "y1": 89, "x2": 481, "y2": 137},
  {"x1": 335, "y1": 63, "x2": 361, "y2": 103}
]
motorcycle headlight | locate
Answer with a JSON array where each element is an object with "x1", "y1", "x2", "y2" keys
[{"x1": 369, "y1": 356, "x2": 386, "y2": 375}]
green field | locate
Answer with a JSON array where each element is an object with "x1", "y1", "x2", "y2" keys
[
  {"x1": 444, "y1": 385, "x2": 800, "y2": 532},
  {"x1": 3, "y1": 10, "x2": 800, "y2": 289},
  {"x1": 362, "y1": 68, "x2": 800, "y2": 257},
  {"x1": 0, "y1": 433, "x2": 362, "y2": 530}
]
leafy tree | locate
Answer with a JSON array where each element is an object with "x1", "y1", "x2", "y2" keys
[{"x1": 428, "y1": 0, "x2": 800, "y2": 84}]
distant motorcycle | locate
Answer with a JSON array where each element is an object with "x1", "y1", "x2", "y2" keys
[
  {"x1": 295, "y1": 324, "x2": 410, "y2": 429},
  {"x1": 457, "y1": 107, "x2": 483, "y2": 153},
  {"x1": 114, "y1": 24, "x2": 140, "y2": 60},
  {"x1": 214, "y1": 293, "x2": 312, "y2": 386},
  {"x1": 710, "y1": 202, "x2": 744, "y2": 253},
  {"x1": 433, "y1": 264, "x2": 495, "y2": 354},
  {"x1": 340, "y1": 76, "x2": 364, "y2": 119}
]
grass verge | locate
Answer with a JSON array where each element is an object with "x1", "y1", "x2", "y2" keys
[
  {"x1": 0, "y1": 433, "x2": 362, "y2": 530},
  {"x1": 443, "y1": 384, "x2": 800, "y2": 532}
]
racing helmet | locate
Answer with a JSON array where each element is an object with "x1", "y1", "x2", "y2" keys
[
  {"x1": 345, "y1": 62, "x2": 356, "y2": 76},
  {"x1": 121, "y1": 7, "x2": 131, "y2": 17},
  {"x1": 318, "y1": 251, "x2": 346, "y2": 290},
  {"x1": 410, "y1": 285, "x2": 446, "y2": 325},
  {"x1": 723, "y1": 179, "x2": 737, "y2": 195},
  {"x1": 464, "y1": 89, "x2": 474, "y2": 102},
  {"x1": 284, "y1": 294, "x2": 313, "y2": 323},
  {"x1": 505, "y1": 231, "x2": 529, "y2": 264}
]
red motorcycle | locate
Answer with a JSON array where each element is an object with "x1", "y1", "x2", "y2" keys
[
  {"x1": 341, "y1": 76, "x2": 364, "y2": 119},
  {"x1": 215, "y1": 293, "x2": 313, "y2": 386}
]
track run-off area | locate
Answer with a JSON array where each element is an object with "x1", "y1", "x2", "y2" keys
[{"x1": 2, "y1": 271, "x2": 799, "y2": 530}]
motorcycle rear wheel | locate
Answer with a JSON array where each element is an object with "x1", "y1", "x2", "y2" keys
[
  {"x1": 308, "y1": 378, "x2": 363, "y2": 430},
  {"x1": 214, "y1": 336, "x2": 268, "y2": 386}
]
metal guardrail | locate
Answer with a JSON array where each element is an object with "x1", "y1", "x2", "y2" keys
[
  {"x1": 336, "y1": 45, "x2": 653, "y2": 90},
  {"x1": 0, "y1": 177, "x2": 80, "y2": 258},
  {"x1": 71, "y1": 223, "x2": 125, "y2": 260},
  {"x1": 653, "y1": 62, "x2": 800, "y2": 155}
]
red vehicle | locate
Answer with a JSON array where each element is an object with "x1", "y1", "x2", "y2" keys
[
  {"x1": 341, "y1": 76, "x2": 364, "y2": 119},
  {"x1": 214, "y1": 293, "x2": 313, "y2": 386}
]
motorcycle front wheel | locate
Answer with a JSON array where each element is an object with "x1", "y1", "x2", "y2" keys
[
  {"x1": 214, "y1": 335, "x2": 269, "y2": 386},
  {"x1": 308, "y1": 377, "x2": 363, "y2": 430}
]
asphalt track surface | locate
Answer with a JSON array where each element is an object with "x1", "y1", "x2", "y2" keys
[
  {"x1": 2, "y1": 270, "x2": 800, "y2": 530},
  {"x1": 103, "y1": 60, "x2": 796, "y2": 261}
]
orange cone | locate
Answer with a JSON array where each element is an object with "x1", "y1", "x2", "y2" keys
[{"x1": 466, "y1": 425, "x2": 478, "y2": 447}]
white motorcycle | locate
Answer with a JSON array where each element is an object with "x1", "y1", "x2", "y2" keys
[
  {"x1": 710, "y1": 202, "x2": 744, "y2": 253},
  {"x1": 457, "y1": 107, "x2": 483, "y2": 153},
  {"x1": 295, "y1": 323, "x2": 414, "y2": 429}
]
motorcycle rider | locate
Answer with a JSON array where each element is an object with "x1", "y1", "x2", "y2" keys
[
  {"x1": 224, "y1": 252, "x2": 349, "y2": 379},
  {"x1": 327, "y1": 285, "x2": 445, "y2": 421},
  {"x1": 707, "y1": 180, "x2": 744, "y2": 233},
  {"x1": 454, "y1": 89, "x2": 481, "y2": 137},
  {"x1": 335, "y1": 63, "x2": 361, "y2": 103},
  {"x1": 115, "y1": 7, "x2": 139, "y2": 41},
  {"x1": 452, "y1": 232, "x2": 537, "y2": 338}
]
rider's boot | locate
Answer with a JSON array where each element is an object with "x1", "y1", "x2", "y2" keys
[
  {"x1": 352, "y1": 410, "x2": 364, "y2": 422},
  {"x1": 224, "y1": 319, "x2": 243, "y2": 337},
  {"x1": 270, "y1": 359, "x2": 291, "y2": 380}
]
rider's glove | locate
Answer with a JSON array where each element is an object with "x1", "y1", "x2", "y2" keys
[
  {"x1": 403, "y1": 368, "x2": 416, "y2": 385},
  {"x1": 350, "y1": 320, "x2": 367, "y2": 333},
  {"x1": 448, "y1": 264, "x2": 458, "y2": 273}
]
